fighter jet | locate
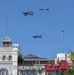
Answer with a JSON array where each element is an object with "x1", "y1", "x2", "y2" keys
[
  {"x1": 32, "y1": 35, "x2": 42, "y2": 39},
  {"x1": 22, "y1": 11, "x2": 33, "y2": 16},
  {"x1": 45, "y1": 8, "x2": 49, "y2": 10},
  {"x1": 40, "y1": 8, "x2": 49, "y2": 11},
  {"x1": 40, "y1": 9, "x2": 44, "y2": 11}
]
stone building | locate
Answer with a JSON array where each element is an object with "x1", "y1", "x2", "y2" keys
[
  {"x1": 18, "y1": 54, "x2": 56, "y2": 75},
  {"x1": 0, "y1": 36, "x2": 19, "y2": 75}
]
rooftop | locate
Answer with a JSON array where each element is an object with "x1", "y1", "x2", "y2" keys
[{"x1": 1, "y1": 36, "x2": 11, "y2": 42}]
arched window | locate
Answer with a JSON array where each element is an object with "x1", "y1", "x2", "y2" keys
[
  {"x1": 9, "y1": 55, "x2": 12, "y2": 60},
  {"x1": 0, "y1": 69, "x2": 8, "y2": 75},
  {"x1": 3, "y1": 55, "x2": 6, "y2": 60}
]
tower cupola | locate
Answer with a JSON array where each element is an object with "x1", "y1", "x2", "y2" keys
[{"x1": 1, "y1": 36, "x2": 12, "y2": 47}]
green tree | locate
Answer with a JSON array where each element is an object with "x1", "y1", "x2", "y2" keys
[
  {"x1": 57, "y1": 58, "x2": 60, "y2": 64},
  {"x1": 18, "y1": 54, "x2": 24, "y2": 64},
  {"x1": 47, "y1": 59, "x2": 51, "y2": 64},
  {"x1": 35, "y1": 60, "x2": 39, "y2": 64},
  {"x1": 56, "y1": 70, "x2": 66, "y2": 75},
  {"x1": 18, "y1": 47, "x2": 24, "y2": 64},
  {"x1": 67, "y1": 50, "x2": 74, "y2": 60},
  {"x1": 65, "y1": 66, "x2": 74, "y2": 75}
]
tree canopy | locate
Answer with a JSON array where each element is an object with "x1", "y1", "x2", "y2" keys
[{"x1": 18, "y1": 47, "x2": 24, "y2": 64}]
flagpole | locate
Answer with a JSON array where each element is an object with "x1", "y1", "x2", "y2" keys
[
  {"x1": 6, "y1": 16, "x2": 8, "y2": 36},
  {"x1": 62, "y1": 30, "x2": 64, "y2": 53}
]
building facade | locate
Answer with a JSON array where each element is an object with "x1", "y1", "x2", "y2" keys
[
  {"x1": 0, "y1": 36, "x2": 74, "y2": 75},
  {"x1": 18, "y1": 53, "x2": 74, "y2": 75},
  {"x1": 0, "y1": 36, "x2": 19, "y2": 75},
  {"x1": 18, "y1": 54, "x2": 56, "y2": 75}
]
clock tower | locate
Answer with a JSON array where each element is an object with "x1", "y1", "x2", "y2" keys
[{"x1": 0, "y1": 36, "x2": 19, "y2": 75}]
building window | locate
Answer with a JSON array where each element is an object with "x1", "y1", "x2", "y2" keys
[
  {"x1": 3, "y1": 55, "x2": 6, "y2": 60},
  {"x1": 8, "y1": 55, "x2": 12, "y2": 60},
  {"x1": 0, "y1": 69, "x2": 8, "y2": 75}
]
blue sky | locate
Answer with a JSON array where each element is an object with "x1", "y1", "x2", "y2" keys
[{"x1": 0, "y1": 0, "x2": 74, "y2": 59}]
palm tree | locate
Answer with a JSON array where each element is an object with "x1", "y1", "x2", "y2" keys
[
  {"x1": 67, "y1": 50, "x2": 74, "y2": 60},
  {"x1": 71, "y1": 52, "x2": 74, "y2": 60},
  {"x1": 68, "y1": 50, "x2": 72, "y2": 54}
]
